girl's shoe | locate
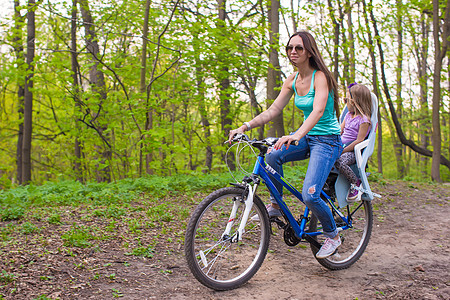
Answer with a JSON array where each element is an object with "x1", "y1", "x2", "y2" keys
[{"x1": 347, "y1": 180, "x2": 362, "y2": 201}]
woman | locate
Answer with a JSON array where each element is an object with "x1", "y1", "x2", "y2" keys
[{"x1": 228, "y1": 30, "x2": 343, "y2": 259}]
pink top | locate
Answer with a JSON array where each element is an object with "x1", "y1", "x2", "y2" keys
[{"x1": 341, "y1": 113, "x2": 371, "y2": 145}]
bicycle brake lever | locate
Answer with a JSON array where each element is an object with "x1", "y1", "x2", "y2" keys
[{"x1": 229, "y1": 133, "x2": 250, "y2": 143}]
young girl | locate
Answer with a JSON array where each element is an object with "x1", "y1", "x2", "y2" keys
[{"x1": 335, "y1": 83, "x2": 373, "y2": 201}]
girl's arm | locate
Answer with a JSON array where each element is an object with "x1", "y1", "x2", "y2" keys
[
  {"x1": 340, "y1": 118, "x2": 346, "y2": 134},
  {"x1": 274, "y1": 71, "x2": 328, "y2": 149},
  {"x1": 342, "y1": 122, "x2": 370, "y2": 153}
]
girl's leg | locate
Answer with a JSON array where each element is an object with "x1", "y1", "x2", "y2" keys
[
  {"x1": 335, "y1": 152, "x2": 358, "y2": 184},
  {"x1": 302, "y1": 135, "x2": 343, "y2": 239}
]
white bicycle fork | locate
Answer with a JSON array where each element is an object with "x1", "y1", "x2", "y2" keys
[{"x1": 222, "y1": 183, "x2": 256, "y2": 242}]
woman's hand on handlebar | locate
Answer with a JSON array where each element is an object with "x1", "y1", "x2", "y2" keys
[
  {"x1": 228, "y1": 126, "x2": 247, "y2": 144},
  {"x1": 273, "y1": 135, "x2": 299, "y2": 150}
]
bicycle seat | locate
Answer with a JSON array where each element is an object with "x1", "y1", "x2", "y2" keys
[{"x1": 335, "y1": 92, "x2": 378, "y2": 207}]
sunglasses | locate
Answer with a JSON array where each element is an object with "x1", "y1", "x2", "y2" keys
[
  {"x1": 343, "y1": 97, "x2": 353, "y2": 104},
  {"x1": 286, "y1": 45, "x2": 304, "y2": 53}
]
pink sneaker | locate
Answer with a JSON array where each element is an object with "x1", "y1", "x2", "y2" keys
[
  {"x1": 316, "y1": 236, "x2": 341, "y2": 259},
  {"x1": 347, "y1": 180, "x2": 362, "y2": 201}
]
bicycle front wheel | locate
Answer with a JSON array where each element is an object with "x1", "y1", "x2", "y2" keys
[
  {"x1": 184, "y1": 186, "x2": 270, "y2": 291},
  {"x1": 309, "y1": 199, "x2": 373, "y2": 270}
]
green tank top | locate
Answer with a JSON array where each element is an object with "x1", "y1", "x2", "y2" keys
[{"x1": 293, "y1": 70, "x2": 341, "y2": 135}]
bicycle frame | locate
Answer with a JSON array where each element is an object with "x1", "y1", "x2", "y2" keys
[{"x1": 259, "y1": 156, "x2": 355, "y2": 235}]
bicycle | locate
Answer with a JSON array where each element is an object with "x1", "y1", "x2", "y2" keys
[{"x1": 184, "y1": 134, "x2": 378, "y2": 291}]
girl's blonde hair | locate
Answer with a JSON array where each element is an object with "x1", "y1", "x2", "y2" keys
[{"x1": 348, "y1": 83, "x2": 372, "y2": 120}]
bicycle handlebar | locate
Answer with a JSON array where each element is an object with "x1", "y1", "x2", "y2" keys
[{"x1": 230, "y1": 134, "x2": 298, "y2": 153}]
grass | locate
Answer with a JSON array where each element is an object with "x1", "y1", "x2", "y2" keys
[
  {"x1": 125, "y1": 245, "x2": 155, "y2": 258},
  {"x1": 61, "y1": 224, "x2": 107, "y2": 248},
  {"x1": 0, "y1": 270, "x2": 16, "y2": 284}
]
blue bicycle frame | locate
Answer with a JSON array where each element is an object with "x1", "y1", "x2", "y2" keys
[{"x1": 252, "y1": 155, "x2": 352, "y2": 240}]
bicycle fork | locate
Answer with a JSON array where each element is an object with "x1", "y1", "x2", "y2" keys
[{"x1": 222, "y1": 183, "x2": 257, "y2": 242}]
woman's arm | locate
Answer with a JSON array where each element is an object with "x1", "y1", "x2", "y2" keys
[
  {"x1": 274, "y1": 71, "x2": 328, "y2": 149},
  {"x1": 228, "y1": 73, "x2": 295, "y2": 141},
  {"x1": 342, "y1": 122, "x2": 370, "y2": 153}
]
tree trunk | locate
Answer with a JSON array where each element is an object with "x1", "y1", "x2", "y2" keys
[
  {"x1": 13, "y1": 0, "x2": 25, "y2": 184},
  {"x1": 418, "y1": 15, "x2": 430, "y2": 176},
  {"x1": 22, "y1": 0, "x2": 36, "y2": 184},
  {"x1": 327, "y1": 0, "x2": 340, "y2": 83},
  {"x1": 394, "y1": 0, "x2": 406, "y2": 178},
  {"x1": 346, "y1": 0, "x2": 355, "y2": 84},
  {"x1": 140, "y1": 0, "x2": 152, "y2": 176},
  {"x1": 448, "y1": 58, "x2": 450, "y2": 161},
  {"x1": 289, "y1": 0, "x2": 297, "y2": 33},
  {"x1": 267, "y1": 0, "x2": 284, "y2": 137},
  {"x1": 217, "y1": 0, "x2": 232, "y2": 137},
  {"x1": 368, "y1": 0, "x2": 407, "y2": 178},
  {"x1": 241, "y1": 76, "x2": 264, "y2": 140},
  {"x1": 196, "y1": 64, "x2": 213, "y2": 172},
  {"x1": 79, "y1": 0, "x2": 111, "y2": 182},
  {"x1": 143, "y1": 0, "x2": 180, "y2": 174},
  {"x1": 361, "y1": 0, "x2": 382, "y2": 174},
  {"x1": 71, "y1": 0, "x2": 83, "y2": 183},
  {"x1": 431, "y1": 0, "x2": 450, "y2": 182}
]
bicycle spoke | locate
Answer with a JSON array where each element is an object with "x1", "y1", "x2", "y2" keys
[
  {"x1": 185, "y1": 187, "x2": 270, "y2": 290},
  {"x1": 310, "y1": 200, "x2": 373, "y2": 269}
]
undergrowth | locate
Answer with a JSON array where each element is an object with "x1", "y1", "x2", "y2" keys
[{"x1": 0, "y1": 172, "x2": 233, "y2": 221}]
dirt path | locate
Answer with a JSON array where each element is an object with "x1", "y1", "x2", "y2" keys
[
  {"x1": 1, "y1": 181, "x2": 449, "y2": 299},
  {"x1": 144, "y1": 181, "x2": 450, "y2": 300}
]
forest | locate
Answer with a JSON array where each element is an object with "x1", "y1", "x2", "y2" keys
[{"x1": 0, "y1": 0, "x2": 449, "y2": 187}]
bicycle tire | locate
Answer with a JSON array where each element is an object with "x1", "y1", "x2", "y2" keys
[
  {"x1": 184, "y1": 186, "x2": 270, "y2": 290},
  {"x1": 308, "y1": 199, "x2": 373, "y2": 270}
]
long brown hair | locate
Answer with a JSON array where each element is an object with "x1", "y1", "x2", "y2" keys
[
  {"x1": 349, "y1": 83, "x2": 372, "y2": 120},
  {"x1": 286, "y1": 30, "x2": 340, "y2": 118}
]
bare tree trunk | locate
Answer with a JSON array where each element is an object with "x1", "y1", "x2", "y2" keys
[
  {"x1": 394, "y1": 0, "x2": 406, "y2": 178},
  {"x1": 71, "y1": 0, "x2": 83, "y2": 183},
  {"x1": 217, "y1": 0, "x2": 232, "y2": 138},
  {"x1": 327, "y1": 0, "x2": 341, "y2": 82},
  {"x1": 216, "y1": 0, "x2": 235, "y2": 171},
  {"x1": 361, "y1": 0, "x2": 382, "y2": 174},
  {"x1": 290, "y1": 0, "x2": 297, "y2": 33},
  {"x1": 448, "y1": 58, "x2": 450, "y2": 161},
  {"x1": 22, "y1": 0, "x2": 36, "y2": 184},
  {"x1": 79, "y1": 0, "x2": 111, "y2": 182},
  {"x1": 241, "y1": 76, "x2": 264, "y2": 140},
  {"x1": 13, "y1": 0, "x2": 25, "y2": 184},
  {"x1": 196, "y1": 63, "x2": 213, "y2": 172},
  {"x1": 140, "y1": 0, "x2": 152, "y2": 176},
  {"x1": 267, "y1": 0, "x2": 284, "y2": 137},
  {"x1": 346, "y1": 0, "x2": 355, "y2": 84},
  {"x1": 418, "y1": 15, "x2": 430, "y2": 176},
  {"x1": 431, "y1": 0, "x2": 450, "y2": 182},
  {"x1": 142, "y1": 0, "x2": 180, "y2": 174},
  {"x1": 368, "y1": 0, "x2": 407, "y2": 178}
]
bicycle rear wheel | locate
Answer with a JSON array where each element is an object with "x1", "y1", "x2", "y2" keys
[
  {"x1": 184, "y1": 186, "x2": 270, "y2": 291},
  {"x1": 309, "y1": 199, "x2": 373, "y2": 270}
]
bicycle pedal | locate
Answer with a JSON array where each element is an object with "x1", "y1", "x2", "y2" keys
[{"x1": 270, "y1": 217, "x2": 286, "y2": 229}]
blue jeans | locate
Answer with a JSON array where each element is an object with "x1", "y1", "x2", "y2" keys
[{"x1": 266, "y1": 134, "x2": 343, "y2": 238}]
